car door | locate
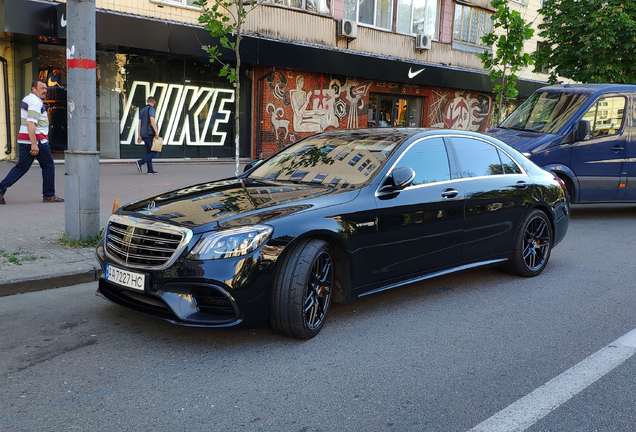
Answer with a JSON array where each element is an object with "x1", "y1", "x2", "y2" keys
[
  {"x1": 372, "y1": 137, "x2": 465, "y2": 282},
  {"x1": 449, "y1": 136, "x2": 534, "y2": 262},
  {"x1": 571, "y1": 94, "x2": 628, "y2": 202}
]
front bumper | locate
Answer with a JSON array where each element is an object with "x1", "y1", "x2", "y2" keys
[{"x1": 95, "y1": 241, "x2": 279, "y2": 329}]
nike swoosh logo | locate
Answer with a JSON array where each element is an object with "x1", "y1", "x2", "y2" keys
[
  {"x1": 61, "y1": 14, "x2": 67, "y2": 28},
  {"x1": 408, "y1": 67, "x2": 426, "y2": 79}
]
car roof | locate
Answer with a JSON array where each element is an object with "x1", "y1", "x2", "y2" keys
[
  {"x1": 315, "y1": 127, "x2": 498, "y2": 140},
  {"x1": 536, "y1": 83, "x2": 636, "y2": 95}
]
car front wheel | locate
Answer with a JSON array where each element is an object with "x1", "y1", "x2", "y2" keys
[
  {"x1": 505, "y1": 209, "x2": 553, "y2": 277},
  {"x1": 270, "y1": 239, "x2": 334, "y2": 339}
]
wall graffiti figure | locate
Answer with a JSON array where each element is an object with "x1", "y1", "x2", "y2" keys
[
  {"x1": 430, "y1": 89, "x2": 492, "y2": 132},
  {"x1": 289, "y1": 75, "x2": 331, "y2": 132},
  {"x1": 330, "y1": 78, "x2": 372, "y2": 129},
  {"x1": 266, "y1": 103, "x2": 290, "y2": 141}
]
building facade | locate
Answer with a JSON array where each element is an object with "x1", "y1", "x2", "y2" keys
[{"x1": 0, "y1": 0, "x2": 549, "y2": 161}]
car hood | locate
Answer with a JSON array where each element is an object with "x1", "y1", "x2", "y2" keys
[
  {"x1": 119, "y1": 178, "x2": 359, "y2": 231},
  {"x1": 485, "y1": 127, "x2": 558, "y2": 153}
]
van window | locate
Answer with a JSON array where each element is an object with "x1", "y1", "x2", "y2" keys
[
  {"x1": 500, "y1": 91, "x2": 589, "y2": 134},
  {"x1": 581, "y1": 96, "x2": 626, "y2": 137}
]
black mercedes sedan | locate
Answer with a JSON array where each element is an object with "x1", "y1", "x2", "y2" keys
[{"x1": 95, "y1": 128, "x2": 570, "y2": 339}]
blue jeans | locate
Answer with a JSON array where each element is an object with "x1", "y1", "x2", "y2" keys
[
  {"x1": 0, "y1": 142, "x2": 56, "y2": 198},
  {"x1": 138, "y1": 137, "x2": 158, "y2": 172}
]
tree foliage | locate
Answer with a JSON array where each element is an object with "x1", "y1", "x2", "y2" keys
[
  {"x1": 477, "y1": 0, "x2": 534, "y2": 125},
  {"x1": 535, "y1": 0, "x2": 636, "y2": 84},
  {"x1": 195, "y1": 0, "x2": 257, "y2": 175}
]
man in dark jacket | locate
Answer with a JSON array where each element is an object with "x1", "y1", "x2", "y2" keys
[{"x1": 135, "y1": 96, "x2": 160, "y2": 175}]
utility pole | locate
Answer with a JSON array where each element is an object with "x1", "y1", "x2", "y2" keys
[{"x1": 65, "y1": 0, "x2": 100, "y2": 240}]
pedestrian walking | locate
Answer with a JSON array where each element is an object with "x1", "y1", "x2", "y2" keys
[
  {"x1": 0, "y1": 79, "x2": 64, "y2": 204},
  {"x1": 135, "y1": 96, "x2": 160, "y2": 175}
]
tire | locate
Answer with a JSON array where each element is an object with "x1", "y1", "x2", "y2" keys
[
  {"x1": 270, "y1": 239, "x2": 334, "y2": 339},
  {"x1": 504, "y1": 209, "x2": 553, "y2": 277}
]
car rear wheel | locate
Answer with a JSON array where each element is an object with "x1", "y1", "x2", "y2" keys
[
  {"x1": 270, "y1": 239, "x2": 333, "y2": 339},
  {"x1": 504, "y1": 209, "x2": 553, "y2": 277}
]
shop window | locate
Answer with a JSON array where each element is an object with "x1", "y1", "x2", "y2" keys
[
  {"x1": 452, "y1": 3, "x2": 492, "y2": 51},
  {"x1": 344, "y1": 0, "x2": 393, "y2": 30},
  {"x1": 368, "y1": 94, "x2": 423, "y2": 128},
  {"x1": 264, "y1": 0, "x2": 332, "y2": 15},
  {"x1": 396, "y1": 0, "x2": 439, "y2": 38},
  {"x1": 151, "y1": 0, "x2": 201, "y2": 9}
]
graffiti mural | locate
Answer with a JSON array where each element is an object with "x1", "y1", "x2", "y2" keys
[
  {"x1": 260, "y1": 70, "x2": 372, "y2": 153},
  {"x1": 429, "y1": 89, "x2": 492, "y2": 132}
]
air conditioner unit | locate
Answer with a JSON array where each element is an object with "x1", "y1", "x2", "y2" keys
[
  {"x1": 415, "y1": 34, "x2": 432, "y2": 50},
  {"x1": 337, "y1": 19, "x2": 358, "y2": 39}
]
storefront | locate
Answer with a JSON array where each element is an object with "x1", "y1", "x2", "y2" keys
[
  {"x1": 254, "y1": 66, "x2": 497, "y2": 158},
  {"x1": 1, "y1": 0, "x2": 545, "y2": 162},
  {"x1": 14, "y1": 40, "x2": 247, "y2": 160}
]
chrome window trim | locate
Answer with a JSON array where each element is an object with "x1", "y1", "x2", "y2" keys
[
  {"x1": 375, "y1": 134, "x2": 527, "y2": 198},
  {"x1": 105, "y1": 214, "x2": 194, "y2": 271}
]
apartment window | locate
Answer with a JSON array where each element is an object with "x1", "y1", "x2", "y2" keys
[
  {"x1": 536, "y1": 42, "x2": 550, "y2": 74},
  {"x1": 153, "y1": 0, "x2": 201, "y2": 8},
  {"x1": 267, "y1": 0, "x2": 332, "y2": 15},
  {"x1": 344, "y1": 0, "x2": 393, "y2": 30},
  {"x1": 396, "y1": 0, "x2": 439, "y2": 37},
  {"x1": 453, "y1": 3, "x2": 492, "y2": 48}
]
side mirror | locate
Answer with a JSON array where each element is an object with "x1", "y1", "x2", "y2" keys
[
  {"x1": 576, "y1": 120, "x2": 591, "y2": 141},
  {"x1": 380, "y1": 167, "x2": 416, "y2": 193},
  {"x1": 243, "y1": 159, "x2": 263, "y2": 173}
]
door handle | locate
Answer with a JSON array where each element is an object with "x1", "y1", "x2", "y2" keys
[
  {"x1": 515, "y1": 181, "x2": 528, "y2": 189},
  {"x1": 441, "y1": 188, "x2": 458, "y2": 198},
  {"x1": 612, "y1": 145, "x2": 624, "y2": 152}
]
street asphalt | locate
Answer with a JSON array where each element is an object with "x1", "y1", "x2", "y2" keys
[{"x1": 0, "y1": 158, "x2": 244, "y2": 297}]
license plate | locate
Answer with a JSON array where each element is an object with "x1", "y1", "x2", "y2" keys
[{"x1": 105, "y1": 264, "x2": 146, "y2": 292}]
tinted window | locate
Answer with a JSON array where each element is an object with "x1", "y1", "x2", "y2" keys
[
  {"x1": 453, "y1": 138, "x2": 503, "y2": 178},
  {"x1": 581, "y1": 96, "x2": 626, "y2": 137},
  {"x1": 396, "y1": 137, "x2": 451, "y2": 185},
  {"x1": 498, "y1": 149, "x2": 522, "y2": 174}
]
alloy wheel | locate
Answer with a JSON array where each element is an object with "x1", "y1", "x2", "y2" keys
[
  {"x1": 303, "y1": 251, "x2": 333, "y2": 331},
  {"x1": 523, "y1": 216, "x2": 550, "y2": 271}
]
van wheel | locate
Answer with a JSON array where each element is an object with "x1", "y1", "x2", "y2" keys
[
  {"x1": 504, "y1": 209, "x2": 553, "y2": 277},
  {"x1": 270, "y1": 239, "x2": 333, "y2": 339}
]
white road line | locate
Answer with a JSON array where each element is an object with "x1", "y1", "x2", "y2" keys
[{"x1": 468, "y1": 327, "x2": 636, "y2": 432}]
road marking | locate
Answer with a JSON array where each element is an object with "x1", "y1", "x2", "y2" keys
[{"x1": 468, "y1": 327, "x2": 636, "y2": 432}]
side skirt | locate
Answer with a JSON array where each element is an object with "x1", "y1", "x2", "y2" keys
[{"x1": 358, "y1": 258, "x2": 508, "y2": 298}]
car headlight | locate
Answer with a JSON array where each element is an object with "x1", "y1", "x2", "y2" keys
[{"x1": 187, "y1": 225, "x2": 273, "y2": 260}]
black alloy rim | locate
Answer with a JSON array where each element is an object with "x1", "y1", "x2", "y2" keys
[
  {"x1": 303, "y1": 251, "x2": 333, "y2": 331},
  {"x1": 523, "y1": 216, "x2": 550, "y2": 271}
]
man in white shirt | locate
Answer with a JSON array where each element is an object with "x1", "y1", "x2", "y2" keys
[{"x1": 0, "y1": 79, "x2": 64, "y2": 204}]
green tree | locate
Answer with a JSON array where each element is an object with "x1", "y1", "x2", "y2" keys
[
  {"x1": 477, "y1": 0, "x2": 534, "y2": 125},
  {"x1": 195, "y1": 0, "x2": 258, "y2": 175},
  {"x1": 535, "y1": 0, "x2": 636, "y2": 84}
]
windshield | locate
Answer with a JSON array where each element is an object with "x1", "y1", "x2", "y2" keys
[
  {"x1": 500, "y1": 91, "x2": 590, "y2": 134},
  {"x1": 248, "y1": 131, "x2": 405, "y2": 188}
]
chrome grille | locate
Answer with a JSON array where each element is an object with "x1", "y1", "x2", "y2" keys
[{"x1": 105, "y1": 215, "x2": 192, "y2": 270}]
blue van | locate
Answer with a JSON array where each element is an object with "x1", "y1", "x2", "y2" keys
[{"x1": 485, "y1": 84, "x2": 636, "y2": 203}]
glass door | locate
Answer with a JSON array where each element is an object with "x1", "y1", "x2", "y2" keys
[{"x1": 369, "y1": 94, "x2": 422, "y2": 128}]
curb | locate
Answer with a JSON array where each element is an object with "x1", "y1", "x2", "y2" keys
[{"x1": 0, "y1": 267, "x2": 103, "y2": 297}]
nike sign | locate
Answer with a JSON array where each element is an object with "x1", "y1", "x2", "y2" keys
[{"x1": 408, "y1": 67, "x2": 425, "y2": 79}]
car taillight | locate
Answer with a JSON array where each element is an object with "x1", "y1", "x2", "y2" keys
[{"x1": 553, "y1": 175, "x2": 568, "y2": 197}]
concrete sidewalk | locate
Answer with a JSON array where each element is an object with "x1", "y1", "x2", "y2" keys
[{"x1": 0, "y1": 159, "x2": 242, "y2": 296}]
